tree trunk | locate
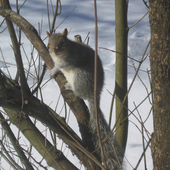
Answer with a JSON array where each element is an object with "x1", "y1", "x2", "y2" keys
[
  {"x1": 149, "y1": 1, "x2": 170, "y2": 169},
  {"x1": 115, "y1": 0, "x2": 128, "y2": 152}
]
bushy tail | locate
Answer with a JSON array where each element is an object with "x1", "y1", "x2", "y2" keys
[{"x1": 88, "y1": 98, "x2": 124, "y2": 170}]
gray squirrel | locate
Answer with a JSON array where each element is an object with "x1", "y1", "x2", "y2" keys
[{"x1": 47, "y1": 28, "x2": 124, "y2": 170}]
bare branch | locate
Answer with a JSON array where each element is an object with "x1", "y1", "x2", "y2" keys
[
  {"x1": 0, "y1": 112, "x2": 34, "y2": 170},
  {"x1": 1, "y1": 0, "x2": 31, "y2": 96},
  {"x1": 129, "y1": 10, "x2": 149, "y2": 29},
  {"x1": 93, "y1": 0, "x2": 106, "y2": 169}
]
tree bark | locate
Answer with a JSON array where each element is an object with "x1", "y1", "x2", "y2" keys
[
  {"x1": 149, "y1": 1, "x2": 170, "y2": 169},
  {"x1": 115, "y1": 0, "x2": 128, "y2": 152},
  {"x1": 0, "y1": 72, "x2": 79, "y2": 170},
  {"x1": 0, "y1": 113, "x2": 34, "y2": 170},
  {"x1": 0, "y1": 71, "x2": 102, "y2": 169}
]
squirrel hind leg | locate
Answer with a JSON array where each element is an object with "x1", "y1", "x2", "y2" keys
[
  {"x1": 74, "y1": 86, "x2": 93, "y2": 101},
  {"x1": 73, "y1": 75, "x2": 94, "y2": 100}
]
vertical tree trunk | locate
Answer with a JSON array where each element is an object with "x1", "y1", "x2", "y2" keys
[
  {"x1": 149, "y1": 1, "x2": 170, "y2": 169},
  {"x1": 115, "y1": 0, "x2": 128, "y2": 151}
]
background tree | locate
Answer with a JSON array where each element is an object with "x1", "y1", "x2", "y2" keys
[
  {"x1": 115, "y1": 0, "x2": 128, "y2": 151},
  {"x1": 149, "y1": 0, "x2": 170, "y2": 169}
]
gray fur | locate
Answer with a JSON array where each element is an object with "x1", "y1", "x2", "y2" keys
[{"x1": 48, "y1": 29, "x2": 124, "y2": 170}]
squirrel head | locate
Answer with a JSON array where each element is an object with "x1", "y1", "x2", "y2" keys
[{"x1": 47, "y1": 29, "x2": 68, "y2": 56}]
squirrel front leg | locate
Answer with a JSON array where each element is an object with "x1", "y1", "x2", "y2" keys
[
  {"x1": 49, "y1": 58, "x2": 69, "y2": 78},
  {"x1": 50, "y1": 64, "x2": 59, "y2": 78}
]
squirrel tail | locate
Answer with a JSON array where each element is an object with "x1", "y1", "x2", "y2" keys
[{"x1": 88, "y1": 98, "x2": 124, "y2": 170}]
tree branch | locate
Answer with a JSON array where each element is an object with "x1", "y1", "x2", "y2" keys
[
  {"x1": 0, "y1": 71, "x2": 102, "y2": 169},
  {"x1": 1, "y1": 0, "x2": 31, "y2": 96},
  {"x1": 0, "y1": 6, "x2": 104, "y2": 169},
  {"x1": 0, "y1": 112, "x2": 34, "y2": 170}
]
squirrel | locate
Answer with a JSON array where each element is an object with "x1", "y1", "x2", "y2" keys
[{"x1": 47, "y1": 28, "x2": 124, "y2": 170}]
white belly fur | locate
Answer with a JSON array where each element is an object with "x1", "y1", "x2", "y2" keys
[
  {"x1": 60, "y1": 67, "x2": 75, "y2": 91},
  {"x1": 50, "y1": 52, "x2": 75, "y2": 90}
]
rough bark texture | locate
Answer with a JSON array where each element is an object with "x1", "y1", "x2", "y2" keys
[{"x1": 149, "y1": 1, "x2": 170, "y2": 169}]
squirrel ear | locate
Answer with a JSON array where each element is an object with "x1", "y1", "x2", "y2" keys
[
  {"x1": 46, "y1": 31, "x2": 51, "y2": 37},
  {"x1": 62, "y1": 28, "x2": 68, "y2": 37}
]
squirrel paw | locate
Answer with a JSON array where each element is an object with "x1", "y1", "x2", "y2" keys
[
  {"x1": 64, "y1": 83, "x2": 72, "y2": 91},
  {"x1": 50, "y1": 68, "x2": 59, "y2": 78},
  {"x1": 49, "y1": 73, "x2": 55, "y2": 78}
]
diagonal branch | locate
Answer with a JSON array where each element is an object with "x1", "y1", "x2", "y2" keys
[
  {"x1": 0, "y1": 112, "x2": 34, "y2": 170},
  {"x1": 0, "y1": 6, "x2": 104, "y2": 169},
  {"x1": 0, "y1": 69, "x2": 102, "y2": 169},
  {"x1": 1, "y1": 0, "x2": 31, "y2": 96},
  {"x1": 0, "y1": 3, "x2": 90, "y2": 144}
]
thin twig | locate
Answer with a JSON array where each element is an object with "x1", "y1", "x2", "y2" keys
[
  {"x1": 116, "y1": 91, "x2": 152, "y2": 136},
  {"x1": 93, "y1": 0, "x2": 106, "y2": 169},
  {"x1": 46, "y1": 0, "x2": 51, "y2": 32},
  {"x1": 129, "y1": 10, "x2": 149, "y2": 29},
  {"x1": 0, "y1": 47, "x2": 12, "y2": 79},
  {"x1": 133, "y1": 102, "x2": 147, "y2": 169},
  {"x1": 0, "y1": 140, "x2": 24, "y2": 170},
  {"x1": 131, "y1": 59, "x2": 152, "y2": 104},
  {"x1": 134, "y1": 138, "x2": 151, "y2": 170},
  {"x1": 54, "y1": 6, "x2": 76, "y2": 32},
  {"x1": 32, "y1": 64, "x2": 46, "y2": 94},
  {"x1": 109, "y1": 87, "x2": 116, "y2": 128},
  {"x1": 99, "y1": 47, "x2": 142, "y2": 63},
  {"x1": 50, "y1": 0, "x2": 61, "y2": 33},
  {"x1": 104, "y1": 40, "x2": 151, "y2": 143},
  {"x1": 83, "y1": 31, "x2": 90, "y2": 44},
  {"x1": 5, "y1": 3, "x2": 31, "y2": 96},
  {"x1": 142, "y1": 0, "x2": 149, "y2": 9}
]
